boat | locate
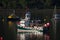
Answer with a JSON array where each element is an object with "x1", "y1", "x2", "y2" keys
[
  {"x1": 17, "y1": 23, "x2": 43, "y2": 33},
  {"x1": 16, "y1": 10, "x2": 43, "y2": 33}
]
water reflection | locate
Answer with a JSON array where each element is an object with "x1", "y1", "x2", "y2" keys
[
  {"x1": 7, "y1": 21, "x2": 43, "y2": 40},
  {"x1": 20, "y1": 34, "x2": 25, "y2": 40},
  {"x1": 17, "y1": 32, "x2": 43, "y2": 40},
  {"x1": 7, "y1": 21, "x2": 17, "y2": 40},
  {"x1": 8, "y1": 21, "x2": 14, "y2": 26}
]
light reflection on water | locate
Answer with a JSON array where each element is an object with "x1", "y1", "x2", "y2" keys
[
  {"x1": 8, "y1": 21, "x2": 43, "y2": 40},
  {"x1": 17, "y1": 32, "x2": 43, "y2": 40}
]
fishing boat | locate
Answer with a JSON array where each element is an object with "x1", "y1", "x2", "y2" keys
[
  {"x1": 17, "y1": 21, "x2": 43, "y2": 33},
  {"x1": 17, "y1": 27, "x2": 43, "y2": 33},
  {"x1": 17, "y1": 10, "x2": 43, "y2": 33}
]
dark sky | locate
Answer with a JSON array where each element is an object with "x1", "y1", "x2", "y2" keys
[
  {"x1": 56, "y1": 0, "x2": 60, "y2": 6},
  {"x1": 0, "y1": 0, "x2": 60, "y2": 9}
]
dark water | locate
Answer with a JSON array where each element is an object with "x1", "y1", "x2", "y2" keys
[
  {"x1": 8, "y1": 21, "x2": 43, "y2": 40},
  {"x1": 1, "y1": 20, "x2": 43, "y2": 40},
  {"x1": 8, "y1": 21, "x2": 51, "y2": 40},
  {"x1": 17, "y1": 32, "x2": 43, "y2": 40}
]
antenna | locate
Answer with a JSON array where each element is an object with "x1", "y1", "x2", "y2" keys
[
  {"x1": 53, "y1": 5, "x2": 56, "y2": 18},
  {"x1": 52, "y1": 5, "x2": 56, "y2": 40},
  {"x1": 53, "y1": 5, "x2": 56, "y2": 14}
]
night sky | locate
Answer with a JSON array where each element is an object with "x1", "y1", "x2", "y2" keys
[{"x1": 0, "y1": 0, "x2": 60, "y2": 9}]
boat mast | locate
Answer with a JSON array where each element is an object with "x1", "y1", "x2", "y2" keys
[{"x1": 52, "y1": 5, "x2": 56, "y2": 40}]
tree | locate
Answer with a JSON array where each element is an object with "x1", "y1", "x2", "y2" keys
[
  {"x1": 44, "y1": 0, "x2": 52, "y2": 8},
  {"x1": 18, "y1": 0, "x2": 27, "y2": 9},
  {"x1": 1, "y1": 0, "x2": 8, "y2": 8},
  {"x1": 1, "y1": 0, "x2": 16, "y2": 9}
]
